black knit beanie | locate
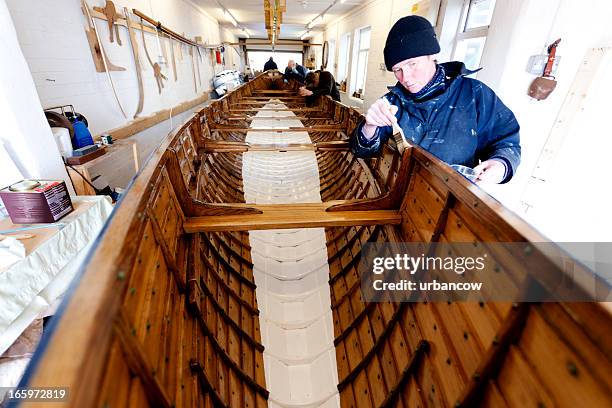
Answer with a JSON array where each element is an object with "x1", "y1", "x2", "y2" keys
[{"x1": 384, "y1": 15, "x2": 440, "y2": 71}]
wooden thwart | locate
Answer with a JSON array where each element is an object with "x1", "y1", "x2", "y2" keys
[{"x1": 183, "y1": 202, "x2": 402, "y2": 232}]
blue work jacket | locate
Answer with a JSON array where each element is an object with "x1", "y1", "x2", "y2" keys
[{"x1": 351, "y1": 62, "x2": 521, "y2": 183}]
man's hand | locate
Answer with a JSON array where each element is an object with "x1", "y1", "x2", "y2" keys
[
  {"x1": 362, "y1": 98, "x2": 399, "y2": 139},
  {"x1": 474, "y1": 160, "x2": 506, "y2": 184},
  {"x1": 298, "y1": 86, "x2": 313, "y2": 96}
]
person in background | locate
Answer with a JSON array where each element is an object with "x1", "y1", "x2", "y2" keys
[
  {"x1": 284, "y1": 59, "x2": 308, "y2": 83},
  {"x1": 263, "y1": 57, "x2": 278, "y2": 71},
  {"x1": 351, "y1": 15, "x2": 521, "y2": 184},
  {"x1": 299, "y1": 70, "x2": 341, "y2": 106}
]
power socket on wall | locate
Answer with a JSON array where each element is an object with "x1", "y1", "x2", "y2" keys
[{"x1": 379, "y1": 63, "x2": 386, "y2": 71}]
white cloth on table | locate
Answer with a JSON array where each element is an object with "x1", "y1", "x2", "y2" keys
[
  {"x1": 0, "y1": 196, "x2": 113, "y2": 356},
  {"x1": 0, "y1": 237, "x2": 25, "y2": 270}
]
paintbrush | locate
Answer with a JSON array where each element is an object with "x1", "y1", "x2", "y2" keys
[
  {"x1": 383, "y1": 97, "x2": 409, "y2": 154},
  {"x1": 391, "y1": 120, "x2": 410, "y2": 154}
]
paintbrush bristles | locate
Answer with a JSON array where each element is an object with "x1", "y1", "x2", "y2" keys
[{"x1": 391, "y1": 121, "x2": 410, "y2": 154}]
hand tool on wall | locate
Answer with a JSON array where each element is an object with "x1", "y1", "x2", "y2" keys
[
  {"x1": 170, "y1": 38, "x2": 178, "y2": 82},
  {"x1": 177, "y1": 38, "x2": 184, "y2": 61},
  {"x1": 82, "y1": 0, "x2": 125, "y2": 72},
  {"x1": 94, "y1": 0, "x2": 122, "y2": 45},
  {"x1": 195, "y1": 47, "x2": 203, "y2": 89},
  {"x1": 190, "y1": 46, "x2": 198, "y2": 93},
  {"x1": 83, "y1": 0, "x2": 128, "y2": 118},
  {"x1": 123, "y1": 7, "x2": 144, "y2": 118},
  {"x1": 140, "y1": 17, "x2": 167, "y2": 94}
]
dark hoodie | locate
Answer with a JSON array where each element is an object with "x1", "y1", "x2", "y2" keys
[
  {"x1": 305, "y1": 71, "x2": 341, "y2": 106},
  {"x1": 350, "y1": 62, "x2": 521, "y2": 183},
  {"x1": 264, "y1": 58, "x2": 278, "y2": 71}
]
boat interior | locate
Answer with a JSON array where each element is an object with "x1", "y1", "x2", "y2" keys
[{"x1": 18, "y1": 71, "x2": 612, "y2": 408}]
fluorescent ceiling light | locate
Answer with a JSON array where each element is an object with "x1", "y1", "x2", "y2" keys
[
  {"x1": 307, "y1": 15, "x2": 323, "y2": 29},
  {"x1": 300, "y1": 31, "x2": 311, "y2": 40},
  {"x1": 224, "y1": 9, "x2": 238, "y2": 27},
  {"x1": 242, "y1": 28, "x2": 250, "y2": 38}
]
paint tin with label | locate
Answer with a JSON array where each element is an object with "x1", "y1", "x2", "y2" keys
[{"x1": 0, "y1": 180, "x2": 73, "y2": 224}]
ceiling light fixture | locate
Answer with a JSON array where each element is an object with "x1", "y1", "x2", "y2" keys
[
  {"x1": 300, "y1": 30, "x2": 311, "y2": 40},
  {"x1": 224, "y1": 9, "x2": 238, "y2": 27},
  {"x1": 306, "y1": 0, "x2": 341, "y2": 31},
  {"x1": 307, "y1": 15, "x2": 323, "y2": 29},
  {"x1": 242, "y1": 28, "x2": 250, "y2": 38}
]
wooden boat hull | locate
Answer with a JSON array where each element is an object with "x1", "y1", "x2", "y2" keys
[{"x1": 18, "y1": 72, "x2": 611, "y2": 408}]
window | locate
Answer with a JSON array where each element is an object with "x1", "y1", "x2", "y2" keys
[
  {"x1": 349, "y1": 26, "x2": 371, "y2": 98},
  {"x1": 327, "y1": 39, "x2": 336, "y2": 76},
  {"x1": 452, "y1": 0, "x2": 496, "y2": 70},
  {"x1": 337, "y1": 33, "x2": 351, "y2": 83}
]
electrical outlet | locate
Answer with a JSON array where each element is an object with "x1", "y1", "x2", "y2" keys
[
  {"x1": 526, "y1": 54, "x2": 561, "y2": 75},
  {"x1": 379, "y1": 63, "x2": 386, "y2": 70}
]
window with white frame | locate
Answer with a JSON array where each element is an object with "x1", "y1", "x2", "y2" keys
[
  {"x1": 337, "y1": 33, "x2": 351, "y2": 83},
  {"x1": 350, "y1": 26, "x2": 371, "y2": 98},
  {"x1": 452, "y1": 0, "x2": 496, "y2": 70},
  {"x1": 327, "y1": 39, "x2": 336, "y2": 76}
]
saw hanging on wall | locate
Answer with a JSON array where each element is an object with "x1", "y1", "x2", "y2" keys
[{"x1": 528, "y1": 38, "x2": 561, "y2": 100}]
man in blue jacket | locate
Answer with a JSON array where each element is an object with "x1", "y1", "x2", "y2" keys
[
  {"x1": 284, "y1": 60, "x2": 308, "y2": 84},
  {"x1": 351, "y1": 15, "x2": 521, "y2": 184}
]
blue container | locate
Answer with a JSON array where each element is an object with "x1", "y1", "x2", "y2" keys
[{"x1": 72, "y1": 120, "x2": 94, "y2": 148}]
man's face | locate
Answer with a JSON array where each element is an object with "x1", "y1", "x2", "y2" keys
[
  {"x1": 313, "y1": 73, "x2": 320, "y2": 87},
  {"x1": 288, "y1": 60, "x2": 296, "y2": 70},
  {"x1": 392, "y1": 55, "x2": 437, "y2": 93}
]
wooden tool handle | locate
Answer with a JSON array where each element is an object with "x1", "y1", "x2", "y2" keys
[{"x1": 391, "y1": 121, "x2": 410, "y2": 154}]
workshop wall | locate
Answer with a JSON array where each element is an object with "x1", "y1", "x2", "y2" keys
[
  {"x1": 5, "y1": 0, "x2": 241, "y2": 165},
  {"x1": 478, "y1": 0, "x2": 612, "y2": 241}
]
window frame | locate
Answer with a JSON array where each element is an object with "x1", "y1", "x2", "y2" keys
[
  {"x1": 326, "y1": 38, "x2": 336, "y2": 77},
  {"x1": 451, "y1": 0, "x2": 496, "y2": 67},
  {"x1": 337, "y1": 32, "x2": 351, "y2": 83},
  {"x1": 350, "y1": 25, "x2": 371, "y2": 98}
]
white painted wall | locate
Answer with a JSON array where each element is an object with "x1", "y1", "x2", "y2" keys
[
  {"x1": 4, "y1": 0, "x2": 241, "y2": 190},
  {"x1": 478, "y1": 0, "x2": 612, "y2": 241},
  {"x1": 0, "y1": 0, "x2": 71, "y2": 190}
]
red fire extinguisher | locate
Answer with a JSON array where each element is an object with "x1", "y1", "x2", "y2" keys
[{"x1": 215, "y1": 49, "x2": 222, "y2": 64}]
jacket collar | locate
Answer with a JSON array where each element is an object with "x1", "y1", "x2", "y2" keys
[{"x1": 387, "y1": 61, "x2": 481, "y2": 105}]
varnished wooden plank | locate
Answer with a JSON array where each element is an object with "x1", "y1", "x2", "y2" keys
[
  {"x1": 184, "y1": 203, "x2": 402, "y2": 232},
  {"x1": 114, "y1": 311, "x2": 173, "y2": 408}
]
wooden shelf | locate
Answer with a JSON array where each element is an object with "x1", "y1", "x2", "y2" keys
[{"x1": 66, "y1": 139, "x2": 139, "y2": 195}]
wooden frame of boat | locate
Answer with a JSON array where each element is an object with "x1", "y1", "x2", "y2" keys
[{"x1": 19, "y1": 71, "x2": 611, "y2": 407}]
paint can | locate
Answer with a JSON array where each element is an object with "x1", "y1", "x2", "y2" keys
[{"x1": 0, "y1": 180, "x2": 73, "y2": 224}]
